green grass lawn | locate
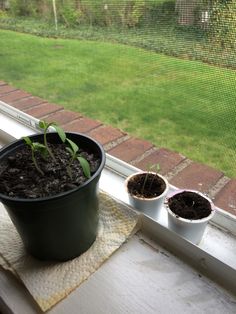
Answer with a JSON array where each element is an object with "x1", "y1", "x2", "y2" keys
[{"x1": 0, "y1": 29, "x2": 235, "y2": 177}]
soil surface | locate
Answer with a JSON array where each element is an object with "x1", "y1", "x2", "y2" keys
[
  {"x1": 0, "y1": 143, "x2": 100, "y2": 199},
  {"x1": 168, "y1": 191, "x2": 212, "y2": 220},
  {"x1": 127, "y1": 173, "x2": 166, "y2": 198}
]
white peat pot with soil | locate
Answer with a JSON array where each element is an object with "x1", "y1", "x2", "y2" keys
[
  {"x1": 125, "y1": 171, "x2": 169, "y2": 220},
  {"x1": 165, "y1": 189, "x2": 216, "y2": 244}
]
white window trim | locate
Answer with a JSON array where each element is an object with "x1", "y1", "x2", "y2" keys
[{"x1": 0, "y1": 101, "x2": 236, "y2": 294}]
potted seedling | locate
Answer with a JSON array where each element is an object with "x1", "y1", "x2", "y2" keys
[
  {"x1": 125, "y1": 164, "x2": 169, "y2": 219},
  {"x1": 0, "y1": 120, "x2": 106, "y2": 261},
  {"x1": 165, "y1": 190, "x2": 215, "y2": 244}
]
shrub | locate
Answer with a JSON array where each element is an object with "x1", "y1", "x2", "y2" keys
[
  {"x1": 0, "y1": 9, "x2": 8, "y2": 17},
  {"x1": 209, "y1": 0, "x2": 236, "y2": 49},
  {"x1": 58, "y1": 1, "x2": 84, "y2": 27},
  {"x1": 9, "y1": 0, "x2": 37, "y2": 17},
  {"x1": 146, "y1": 0, "x2": 175, "y2": 24},
  {"x1": 5, "y1": 0, "x2": 176, "y2": 29},
  {"x1": 117, "y1": 0, "x2": 146, "y2": 28}
]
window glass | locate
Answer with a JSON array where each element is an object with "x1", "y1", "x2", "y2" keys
[{"x1": 0, "y1": 0, "x2": 235, "y2": 178}]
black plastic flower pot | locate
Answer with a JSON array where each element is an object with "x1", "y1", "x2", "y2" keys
[{"x1": 0, "y1": 132, "x2": 106, "y2": 261}]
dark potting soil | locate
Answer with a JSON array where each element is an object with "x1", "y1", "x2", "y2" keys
[
  {"x1": 127, "y1": 173, "x2": 166, "y2": 198},
  {"x1": 168, "y1": 191, "x2": 212, "y2": 220},
  {"x1": 0, "y1": 143, "x2": 100, "y2": 199}
]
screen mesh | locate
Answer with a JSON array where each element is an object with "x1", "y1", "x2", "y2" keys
[
  {"x1": 65, "y1": 0, "x2": 235, "y2": 177},
  {"x1": 0, "y1": 0, "x2": 235, "y2": 177}
]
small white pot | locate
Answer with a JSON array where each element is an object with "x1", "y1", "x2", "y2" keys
[
  {"x1": 165, "y1": 190, "x2": 215, "y2": 244},
  {"x1": 125, "y1": 172, "x2": 169, "y2": 220}
]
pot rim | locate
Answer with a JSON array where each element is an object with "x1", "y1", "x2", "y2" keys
[
  {"x1": 125, "y1": 171, "x2": 169, "y2": 201},
  {"x1": 0, "y1": 132, "x2": 106, "y2": 203},
  {"x1": 165, "y1": 189, "x2": 216, "y2": 224}
]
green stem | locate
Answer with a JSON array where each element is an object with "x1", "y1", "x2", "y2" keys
[
  {"x1": 149, "y1": 173, "x2": 155, "y2": 191},
  {"x1": 141, "y1": 172, "x2": 149, "y2": 195},
  {"x1": 32, "y1": 150, "x2": 44, "y2": 176},
  {"x1": 66, "y1": 158, "x2": 74, "y2": 179},
  {"x1": 44, "y1": 124, "x2": 56, "y2": 161}
]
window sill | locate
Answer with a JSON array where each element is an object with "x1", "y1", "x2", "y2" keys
[{"x1": 0, "y1": 103, "x2": 236, "y2": 312}]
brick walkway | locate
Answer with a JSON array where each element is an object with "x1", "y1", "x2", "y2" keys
[{"x1": 0, "y1": 80, "x2": 235, "y2": 216}]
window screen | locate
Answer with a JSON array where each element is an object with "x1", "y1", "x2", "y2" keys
[{"x1": 0, "y1": 0, "x2": 235, "y2": 178}]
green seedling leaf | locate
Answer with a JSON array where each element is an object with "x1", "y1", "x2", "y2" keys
[
  {"x1": 32, "y1": 142, "x2": 47, "y2": 150},
  {"x1": 66, "y1": 138, "x2": 80, "y2": 179},
  {"x1": 32, "y1": 142, "x2": 48, "y2": 158},
  {"x1": 23, "y1": 136, "x2": 32, "y2": 146},
  {"x1": 52, "y1": 124, "x2": 66, "y2": 143},
  {"x1": 38, "y1": 120, "x2": 47, "y2": 129},
  {"x1": 32, "y1": 121, "x2": 92, "y2": 181},
  {"x1": 77, "y1": 156, "x2": 91, "y2": 178},
  {"x1": 65, "y1": 138, "x2": 91, "y2": 179},
  {"x1": 39, "y1": 120, "x2": 66, "y2": 143},
  {"x1": 66, "y1": 138, "x2": 79, "y2": 155},
  {"x1": 66, "y1": 146, "x2": 74, "y2": 156}
]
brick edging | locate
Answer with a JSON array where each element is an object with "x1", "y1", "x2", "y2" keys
[{"x1": 0, "y1": 82, "x2": 235, "y2": 216}]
